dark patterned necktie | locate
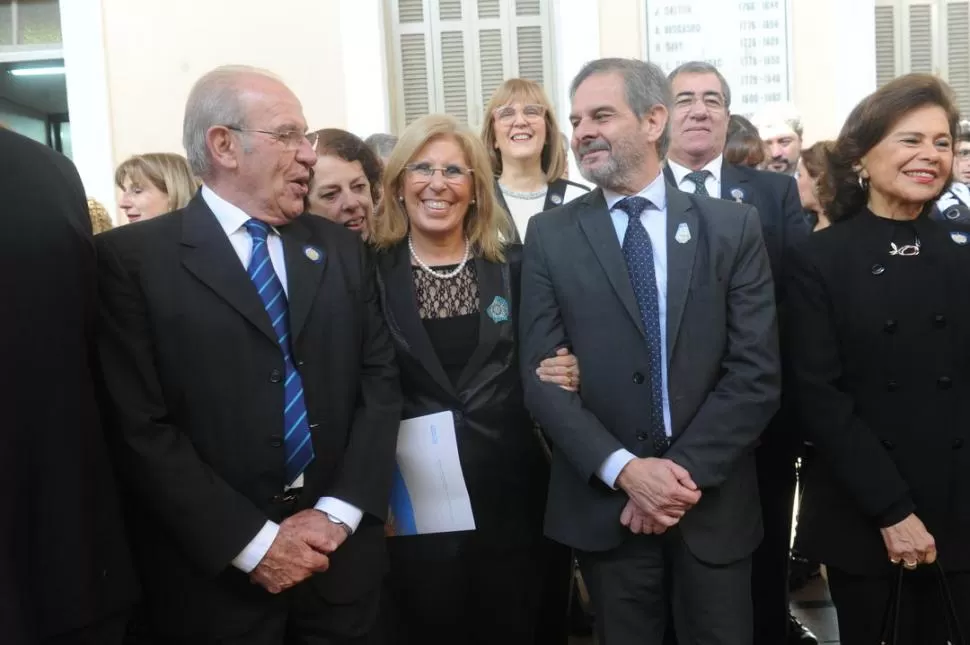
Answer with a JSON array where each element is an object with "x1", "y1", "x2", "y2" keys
[
  {"x1": 244, "y1": 219, "x2": 315, "y2": 484},
  {"x1": 614, "y1": 196, "x2": 669, "y2": 455},
  {"x1": 685, "y1": 170, "x2": 711, "y2": 197}
]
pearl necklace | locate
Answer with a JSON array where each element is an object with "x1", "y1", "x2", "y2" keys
[{"x1": 408, "y1": 235, "x2": 471, "y2": 279}]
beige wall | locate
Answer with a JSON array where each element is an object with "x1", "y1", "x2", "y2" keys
[
  {"x1": 598, "y1": 0, "x2": 645, "y2": 59},
  {"x1": 99, "y1": 0, "x2": 347, "y2": 165}
]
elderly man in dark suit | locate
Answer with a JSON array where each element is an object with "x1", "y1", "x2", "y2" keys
[
  {"x1": 96, "y1": 65, "x2": 401, "y2": 644},
  {"x1": 519, "y1": 57, "x2": 780, "y2": 645},
  {"x1": 0, "y1": 129, "x2": 139, "y2": 644},
  {"x1": 662, "y1": 61, "x2": 813, "y2": 645}
]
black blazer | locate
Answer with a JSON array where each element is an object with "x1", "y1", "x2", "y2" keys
[
  {"x1": 0, "y1": 130, "x2": 139, "y2": 643},
  {"x1": 96, "y1": 195, "x2": 401, "y2": 638},
  {"x1": 375, "y1": 242, "x2": 548, "y2": 544},
  {"x1": 519, "y1": 186, "x2": 780, "y2": 564},
  {"x1": 787, "y1": 210, "x2": 970, "y2": 574}
]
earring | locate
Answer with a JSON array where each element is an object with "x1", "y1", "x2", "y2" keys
[
  {"x1": 857, "y1": 174, "x2": 869, "y2": 191},
  {"x1": 470, "y1": 199, "x2": 476, "y2": 205},
  {"x1": 398, "y1": 195, "x2": 404, "y2": 203}
]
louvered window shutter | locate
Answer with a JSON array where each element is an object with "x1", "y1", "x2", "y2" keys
[
  {"x1": 907, "y1": 1, "x2": 936, "y2": 74},
  {"x1": 875, "y1": 4, "x2": 899, "y2": 87},
  {"x1": 393, "y1": 0, "x2": 434, "y2": 129},
  {"x1": 946, "y1": 0, "x2": 970, "y2": 114},
  {"x1": 474, "y1": 0, "x2": 508, "y2": 129},
  {"x1": 511, "y1": 0, "x2": 548, "y2": 87}
]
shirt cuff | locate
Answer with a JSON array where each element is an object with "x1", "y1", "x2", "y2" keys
[
  {"x1": 231, "y1": 520, "x2": 280, "y2": 573},
  {"x1": 314, "y1": 497, "x2": 364, "y2": 533},
  {"x1": 597, "y1": 449, "x2": 637, "y2": 490}
]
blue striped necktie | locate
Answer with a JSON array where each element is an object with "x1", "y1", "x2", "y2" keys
[
  {"x1": 615, "y1": 196, "x2": 669, "y2": 456},
  {"x1": 244, "y1": 219, "x2": 315, "y2": 484}
]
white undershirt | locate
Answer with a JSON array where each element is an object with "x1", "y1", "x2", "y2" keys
[{"x1": 501, "y1": 183, "x2": 588, "y2": 240}]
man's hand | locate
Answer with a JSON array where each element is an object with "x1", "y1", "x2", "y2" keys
[
  {"x1": 620, "y1": 498, "x2": 672, "y2": 535},
  {"x1": 616, "y1": 457, "x2": 701, "y2": 528},
  {"x1": 537, "y1": 347, "x2": 580, "y2": 392},
  {"x1": 249, "y1": 513, "x2": 333, "y2": 594},
  {"x1": 283, "y1": 509, "x2": 350, "y2": 554},
  {"x1": 881, "y1": 513, "x2": 937, "y2": 569}
]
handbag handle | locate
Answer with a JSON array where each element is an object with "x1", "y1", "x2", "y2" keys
[{"x1": 878, "y1": 561, "x2": 966, "y2": 645}]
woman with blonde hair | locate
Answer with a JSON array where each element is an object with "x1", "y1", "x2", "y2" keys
[
  {"x1": 481, "y1": 78, "x2": 588, "y2": 242},
  {"x1": 370, "y1": 114, "x2": 579, "y2": 644},
  {"x1": 87, "y1": 197, "x2": 114, "y2": 234},
  {"x1": 115, "y1": 152, "x2": 197, "y2": 223}
]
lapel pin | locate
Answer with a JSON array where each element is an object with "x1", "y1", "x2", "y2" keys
[
  {"x1": 674, "y1": 222, "x2": 691, "y2": 244},
  {"x1": 486, "y1": 295, "x2": 510, "y2": 323},
  {"x1": 303, "y1": 245, "x2": 323, "y2": 263},
  {"x1": 951, "y1": 232, "x2": 968, "y2": 245},
  {"x1": 550, "y1": 193, "x2": 563, "y2": 205},
  {"x1": 730, "y1": 188, "x2": 745, "y2": 203}
]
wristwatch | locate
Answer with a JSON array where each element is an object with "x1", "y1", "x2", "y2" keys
[{"x1": 325, "y1": 513, "x2": 352, "y2": 536}]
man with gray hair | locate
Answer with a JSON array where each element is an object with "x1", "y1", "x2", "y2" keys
[
  {"x1": 751, "y1": 103, "x2": 804, "y2": 175},
  {"x1": 96, "y1": 65, "x2": 401, "y2": 644},
  {"x1": 519, "y1": 57, "x2": 780, "y2": 644},
  {"x1": 664, "y1": 61, "x2": 815, "y2": 645}
]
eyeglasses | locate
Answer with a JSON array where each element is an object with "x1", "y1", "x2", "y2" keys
[
  {"x1": 405, "y1": 163, "x2": 474, "y2": 183},
  {"x1": 226, "y1": 126, "x2": 318, "y2": 150},
  {"x1": 673, "y1": 94, "x2": 726, "y2": 111},
  {"x1": 493, "y1": 104, "x2": 547, "y2": 124},
  {"x1": 957, "y1": 149, "x2": 970, "y2": 159}
]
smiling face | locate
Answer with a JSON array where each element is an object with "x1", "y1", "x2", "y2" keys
[
  {"x1": 307, "y1": 155, "x2": 373, "y2": 237},
  {"x1": 861, "y1": 104, "x2": 953, "y2": 216},
  {"x1": 400, "y1": 136, "x2": 473, "y2": 241},
  {"x1": 492, "y1": 98, "x2": 548, "y2": 165},
  {"x1": 668, "y1": 71, "x2": 729, "y2": 167}
]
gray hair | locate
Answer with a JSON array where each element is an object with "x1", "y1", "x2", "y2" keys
[
  {"x1": 364, "y1": 133, "x2": 398, "y2": 159},
  {"x1": 667, "y1": 61, "x2": 732, "y2": 110},
  {"x1": 569, "y1": 58, "x2": 672, "y2": 154},
  {"x1": 182, "y1": 65, "x2": 280, "y2": 177}
]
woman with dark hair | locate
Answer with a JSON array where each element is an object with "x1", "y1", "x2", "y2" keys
[
  {"x1": 306, "y1": 128, "x2": 383, "y2": 239},
  {"x1": 796, "y1": 141, "x2": 835, "y2": 231},
  {"x1": 724, "y1": 113, "x2": 766, "y2": 168},
  {"x1": 786, "y1": 74, "x2": 970, "y2": 642}
]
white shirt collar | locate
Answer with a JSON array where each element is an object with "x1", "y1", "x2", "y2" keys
[
  {"x1": 603, "y1": 170, "x2": 668, "y2": 211},
  {"x1": 666, "y1": 154, "x2": 723, "y2": 186},
  {"x1": 201, "y1": 184, "x2": 281, "y2": 237}
]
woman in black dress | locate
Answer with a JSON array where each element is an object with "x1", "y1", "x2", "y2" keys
[
  {"x1": 368, "y1": 114, "x2": 579, "y2": 645},
  {"x1": 786, "y1": 74, "x2": 970, "y2": 643}
]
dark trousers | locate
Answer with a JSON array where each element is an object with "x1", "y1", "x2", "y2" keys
[
  {"x1": 40, "y1": 611, "x2": 130, "y2": 645},
  {"x1": 751, "y1": 441, "x2": 798, "y2": 645},
  {"x1": 534, "y1": 537, "x2": 572, "y2": 645},
  {"x1": 377, "y1": 531, "x2": 541, "y2": 645},
  {"x1": 577, "y1": 529, "x2": 753, "y2": 645},
  {"x1": 131, "y1": 584, "x2": 379, "y2": 645},
  {"x1": 826, "y1": 566, "x2": 970, "y2": 645}
]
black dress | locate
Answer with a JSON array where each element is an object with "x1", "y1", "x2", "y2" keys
[
  {"x1": 374, "y1": 247, "x2": 549, "y2": 645},
  {"x1": 786, "y1": 209, "x2": 970, "y2": 644}
]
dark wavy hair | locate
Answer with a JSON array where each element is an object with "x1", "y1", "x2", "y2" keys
[
  {"x1": 309, "y1": 128, "x2": 383, "y2": 207},
  {"x1": 819, "y1": 74, "x2": 960, "y2": 222}
]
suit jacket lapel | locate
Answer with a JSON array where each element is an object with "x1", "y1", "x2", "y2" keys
[
  {"x1": 455, "y1": 256, "x2": 510, "y2": 391},
  {"x1": 279, "y1": 219, "x2": 326, "y2": 343},
  {"x1": 378, "y1": 244, "x2": 456, "y2": 399},
  {"x1": 577, "y1": 190, "x2": 645, "y2": 337},
  {"x1": 663, "y1": 163, "x2": 677, "y2": 189},
  {"x1": 180, "y1": 195, "x2": 277, "y2": 345},
  {"x1": 720, "y1": 162, "x2": 751, "y2": 204},
  {"x1": 665, "y1": 188, "x2": 698, "y2": 358}
]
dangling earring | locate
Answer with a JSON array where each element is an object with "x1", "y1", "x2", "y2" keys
[{"x1": 857, "y1": 174, "x2": 869, "y2": 191}]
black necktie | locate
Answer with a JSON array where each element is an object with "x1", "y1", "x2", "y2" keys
[{"x1": 685, "y1": 170, "x2": 711, "y2": 197}]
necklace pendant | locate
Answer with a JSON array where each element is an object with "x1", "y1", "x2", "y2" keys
[{"x1": 889, "y1": 242, "x2": 921, "y2": 257}]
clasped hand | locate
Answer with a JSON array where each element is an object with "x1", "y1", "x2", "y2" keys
[
  {"x1": 881, "y1": 513, "x2": 937, "y2": 570},
  {"x1": 249, "y1": 509, "x2": 350, "y2": 594},
  {"x1": 617, "y1": 458, "x2": 701, "y2": 535}
]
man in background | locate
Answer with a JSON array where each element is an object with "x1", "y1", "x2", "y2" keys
[{"x1": 752, "y1": 103, "x2": 804, "y2": 176}]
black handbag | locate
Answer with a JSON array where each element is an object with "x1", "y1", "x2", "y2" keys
[{"x1": 879, "y1": 562, "x2": 966, "y2": 644}]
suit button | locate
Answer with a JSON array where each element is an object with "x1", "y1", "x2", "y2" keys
[
  {"x1": 297, "y1": 359, "x2": 305, "y2": 367},
  {"x1": 954, "y1": 439, "x2": 965, "y2": 450},
  {"x1": 934, "y1": 314, "x2": 947, "y2": 329},
  {"x1": 269, "y1": 435, "x2": 283, "y2": 448},
  {"x1": 938, "y1": 376, "x2": 953, "y2": 390},
  {"x1": 881, "y1": 439, "x2": 896, "y2": 450},
  {"x1": 883, "y1": 320, "x2": 897, "y2": 334},
  {"x1": 886, "y1": 380, "x2": 899, "y2": 392},
  {"x1": 633, "y1": 372, "x2": 645, "y2": 384},
  {"x1": 636, "y1": 432, "x2": 648, "y2": 441},
  {"x1": 269, "y1": 369, "x2": 282, "y2": 383},
  {"x1": 871, "y1": 264, "x2": 886, "y2": 276}
]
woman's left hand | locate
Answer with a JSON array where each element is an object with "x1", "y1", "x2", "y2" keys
[{"x1": 537, "y1": 347, "x2": 580, "y2": 392}]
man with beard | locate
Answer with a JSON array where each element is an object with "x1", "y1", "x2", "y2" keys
[
  {"x1": 519, "y1": 57, "x2": 780, "y2": 645},
  {"x1": 752, "y1": 104, "x2": 803, "y2": 176},
  {"x1": 663, "y1": 62, "x2": 814, "y2": 645}
]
